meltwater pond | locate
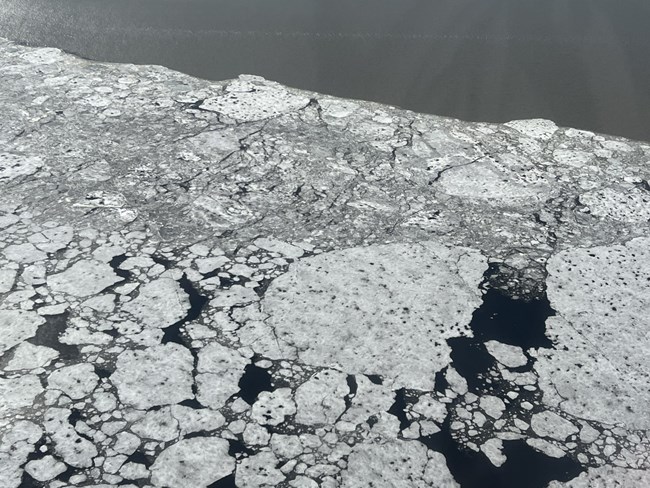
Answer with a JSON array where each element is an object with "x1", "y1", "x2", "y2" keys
[{"x1": 1, "y1": 0, "x2": 650, "y2": 141}]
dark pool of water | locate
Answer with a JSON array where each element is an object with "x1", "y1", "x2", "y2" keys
[
  {"x1": 431, "y1": 270, "x2": 584, "y2": 487},
  {"x1": 29, "y1": 312, "x2": 80, "y2": 360},
  {"x1": 1, "y1": 0, "x2": 649, "y2": 141},
  {"x1": 238, "y1": 362, "x2": 274, "y2": 405}
]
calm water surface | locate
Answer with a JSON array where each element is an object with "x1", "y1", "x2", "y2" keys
[{"x1": 1, "y1": 0, "x2": 649, "y2": 141}]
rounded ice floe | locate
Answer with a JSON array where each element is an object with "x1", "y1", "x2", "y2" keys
[
  {"x1": 480, "y1": 438, "x2": 506, "y2": 467},
  {"x1": 295, "y1": 370, "x2": 348, "y2": 426},
  {"x1": 0, "y1": 421, "x2": 44, "y2": 487},
  {"x1": 551, "y1": 149, "x2": 594, "y2": 168},
  {"x1": 210, "y1": 285, "x2": 259, "y2": 309},
  {"x1": 411, "y1": 393, "x2": 448, "y2": 424},
  {"x1": 170, "y1": 405, "x2": 226, "y2": 434},
  {"x1": 547, "y1": 465, "x2": 650, "y2": 487},
  {"x1": 436, "y1": 158, "x2": 551, "y2": 203},
  {"x1": 534, "y1": 315, "x2": 650, "y2": 430},
  {"x1": 43, "y1": 407, "x2": 98, "y2": 468},
  {"x1": 81, "y1": 294, "x2": 115, "y2": 313},
  {"x1": 188, "y1": 127, "x2": 240, "y2": 157},
  {"x1": 260, "y1": 243, "x2": 486, "y2": 389},
  {"x1": 119, "y1": 461, "x2": 150, "y2": 480},
  {"x1": 251, "y1": 388, "x2": 297, "y2": 426},
  {"x1": 111, "y1": 343, "x2": 194, "y2": 409},
  {"x1": 484, "y1": 341, "x2": 528, "y2": 368},
  {"x1": 253, "y1": 237, "x2": 304, "y2": 259},
  {"x1": 242, "y1": 423, "x2": 271, "y2": 446},
  {"x1": 2, "y1": 243, "x2": 47, "y2": 264},
  {"x1": 318, "y1": 97, "x2": 360, "y2": 119},
  {"x1": 195, "y1": 255, "x2": 230, "y2": 274},
  {"x1": 0, "y1": 375, "x2": 43, "y2": 414},
  {"x1": 0, "y1": 153, "x2": 43, "y2": 181},
  {"x1": 24, "y1": 455, "x2": 67, "y2": 482},
  {"x1": 1, "y1": 420, "x2": 42, "y2": 446},
  {"x1": 196, "y1": 342, "x2": 249, "y2": 409},
  {"x1": 27, "y1": 225, "x2": 74, "y2": 253},
  {"x1": 0, "y1": 269, "x2": 17, "y2": 293},
  {"x1": 504, "y1": 119, "x2": 558, "y2": 141},
  {"x1": 537, "y1": 237, "x2": 650, "y2": 428},
  {"x1": 479, "y1": 395, "x2": 506, "y2": 420},
  {"x1": 121, "y1": 277, "x2": 190, "y2": 328},
  {"x1": 131, "y1": 408, "x2": 179, "y2": 442},
  {"x1": 579, "y1": 186, "x2": 650, "y2": 222},
  {"x1": 342, "y1": 439, "x2": 458, "y2": 487},
  {"x1": 47, "y1": 260, "x2": 122, "y2": 297},
  {"x1": 200, "y1": 77, "x2": 310, "y2": 122},
  {"x1": 47, "y1": 363, "x2": 99, "y2": 400},
  {"x1": 150, "y1": 437, "x2": 234, "y2": 488},
  {"x1": 530, "y1": 411, "x2": 579, "y2": 442},
  {"x1": 339, "y1": 375, "x2": 394, "y2": 428},
  {"x1": 0, "y1": 309, "x2": 45, "y2": 354},
  {"x1": 112, "y1": 432, "x2": 140, "y2": 456},
  {"x1": 19, "y1": 47, "x2": 65, "y2": 64},
  {"x1": 526, "y1": 438, "x2": 566, "y2": 459},
  {"x1": 93, "y1": 391, "x2": 117, "y2": 412},
  {"x1": 235, "y1": 450, "x2": 285, "y2": 488},
  {"x1": 5, "y1": 342, "x2": 58, "y2": 370}
]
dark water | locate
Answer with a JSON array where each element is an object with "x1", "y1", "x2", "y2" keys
[
  {"x1": 421, "y1": 432, "x2": 583, "y2": 488},
  {"x1": 29, "y1": 312, "x2": 79, "y2": 360},
  {"x1": 1, "y1": 0, "x2": 649, "y2": 141},
  {"x1": 383, "y1": 266, "x2": 584, "y2": 487},
  {"x1": 238, "y1": 362, "x2": 273, "y2": 405},
  {"x1": 431, "y1": 274, "x2": 583, "y2": 487}
]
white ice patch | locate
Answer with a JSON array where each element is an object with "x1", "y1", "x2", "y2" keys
[
  {"x1": 260, "y1": 243, "x2": 486, "y2": 389},
  {"x1": 481, "y1": 438, "x2": 507, "y2": 467},
  {"x1": 484, "y1": 341, "x2": 528, "y2": 368},
  {"x1": 170, "y1": 405, "x2": 226, "y2": 434},
  {"x1": 437, "y1": 159, "x2": 551, "y2": 203},
  {"x1": 253, "y1": 237, "x2": 304, "y2": 259},
  {"x1": 121, "y1": 277, "x2": 190, "y2": 328},
  {"x1": 47, "y1": 363, "x2": 99, "y2": 399},
  {"x1": 195, "y1": 342, "x2": 248, "y2": 409},
  {"x1": 0, "y1": 153, "x2": 43, "y2": 181},
  {"x1": 111, "y1": 343, "x2": 194, "y2": 409},
  {"x1": 28, "y1": 225, "x2": 74, "y2": 253},
  {"x1": 530, "y1": 411, "x2": 579, "y2": 441},
  {"x1": 24, "y1": 455, "x2": 67, "y2": 482},
  {"x1": 43, "y1": 407, "x2": 98, "y2": 468},
  {"x1": 19, "y1": 47, "x2": 64, "y2": 64},
  {"x1": 211, "y1": 285, "x2": 259, "y2": 309},
  {"x1": 235, "y1": 450, "x2": 285, "y2": 487},
  {"x1": 539, "y1": 237, "x2": 650, "y2": 428},
  {"x1": 479, "y1": 395, "x2": 506, "y2": 420},
  {"x1": 131, "y1": 407, "x2": 179, "y2": 442},
  {"x1": 339, "y1": 376, "x2": 394, "y2": 429},
  {"x1": 579, "y1": 186, "x2": 650, "y2": 222},
  {"x1": 251, "y1": 388, "x2": 296, "y2": 426},
  {"x1": 0, "y1": 269, "x2": 17, "y2": 293},
  {"x1": 0, "y1": 309, "x2": 45, "y2": 354},
  {"x1": 201, "y1": 77, "x2": 310, "y2": 122},
  {"x1": 0, "y1": 375, "x2": 43, "y2": 415},
  {"x1": 295, "y1": 370, "x2": 349, "y2": 426},
  {"x1": 547, "y1": 465, "x2": 650, "y2": 487},
  {"x1": 342, "y1": 439, "x2": 458, "y2": 487},
  {"x1": 3, "y1": 243, "x2": 47, "y2": 264},
  {"x1": 505, "y1": 119, "x2": 558, "y2": 141},
  {"x1": 47, "y1": 260, "x2": 122, "y2": 297},
  {"x1": 5, "y1": 342, "x2": 58, "y2": 370},
  {"x1": 0, "y1": 421, "x2": 42, "y2": 488},
  {"x1": 150, "y1": 437, "x2": 234, "y2": 488}
]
